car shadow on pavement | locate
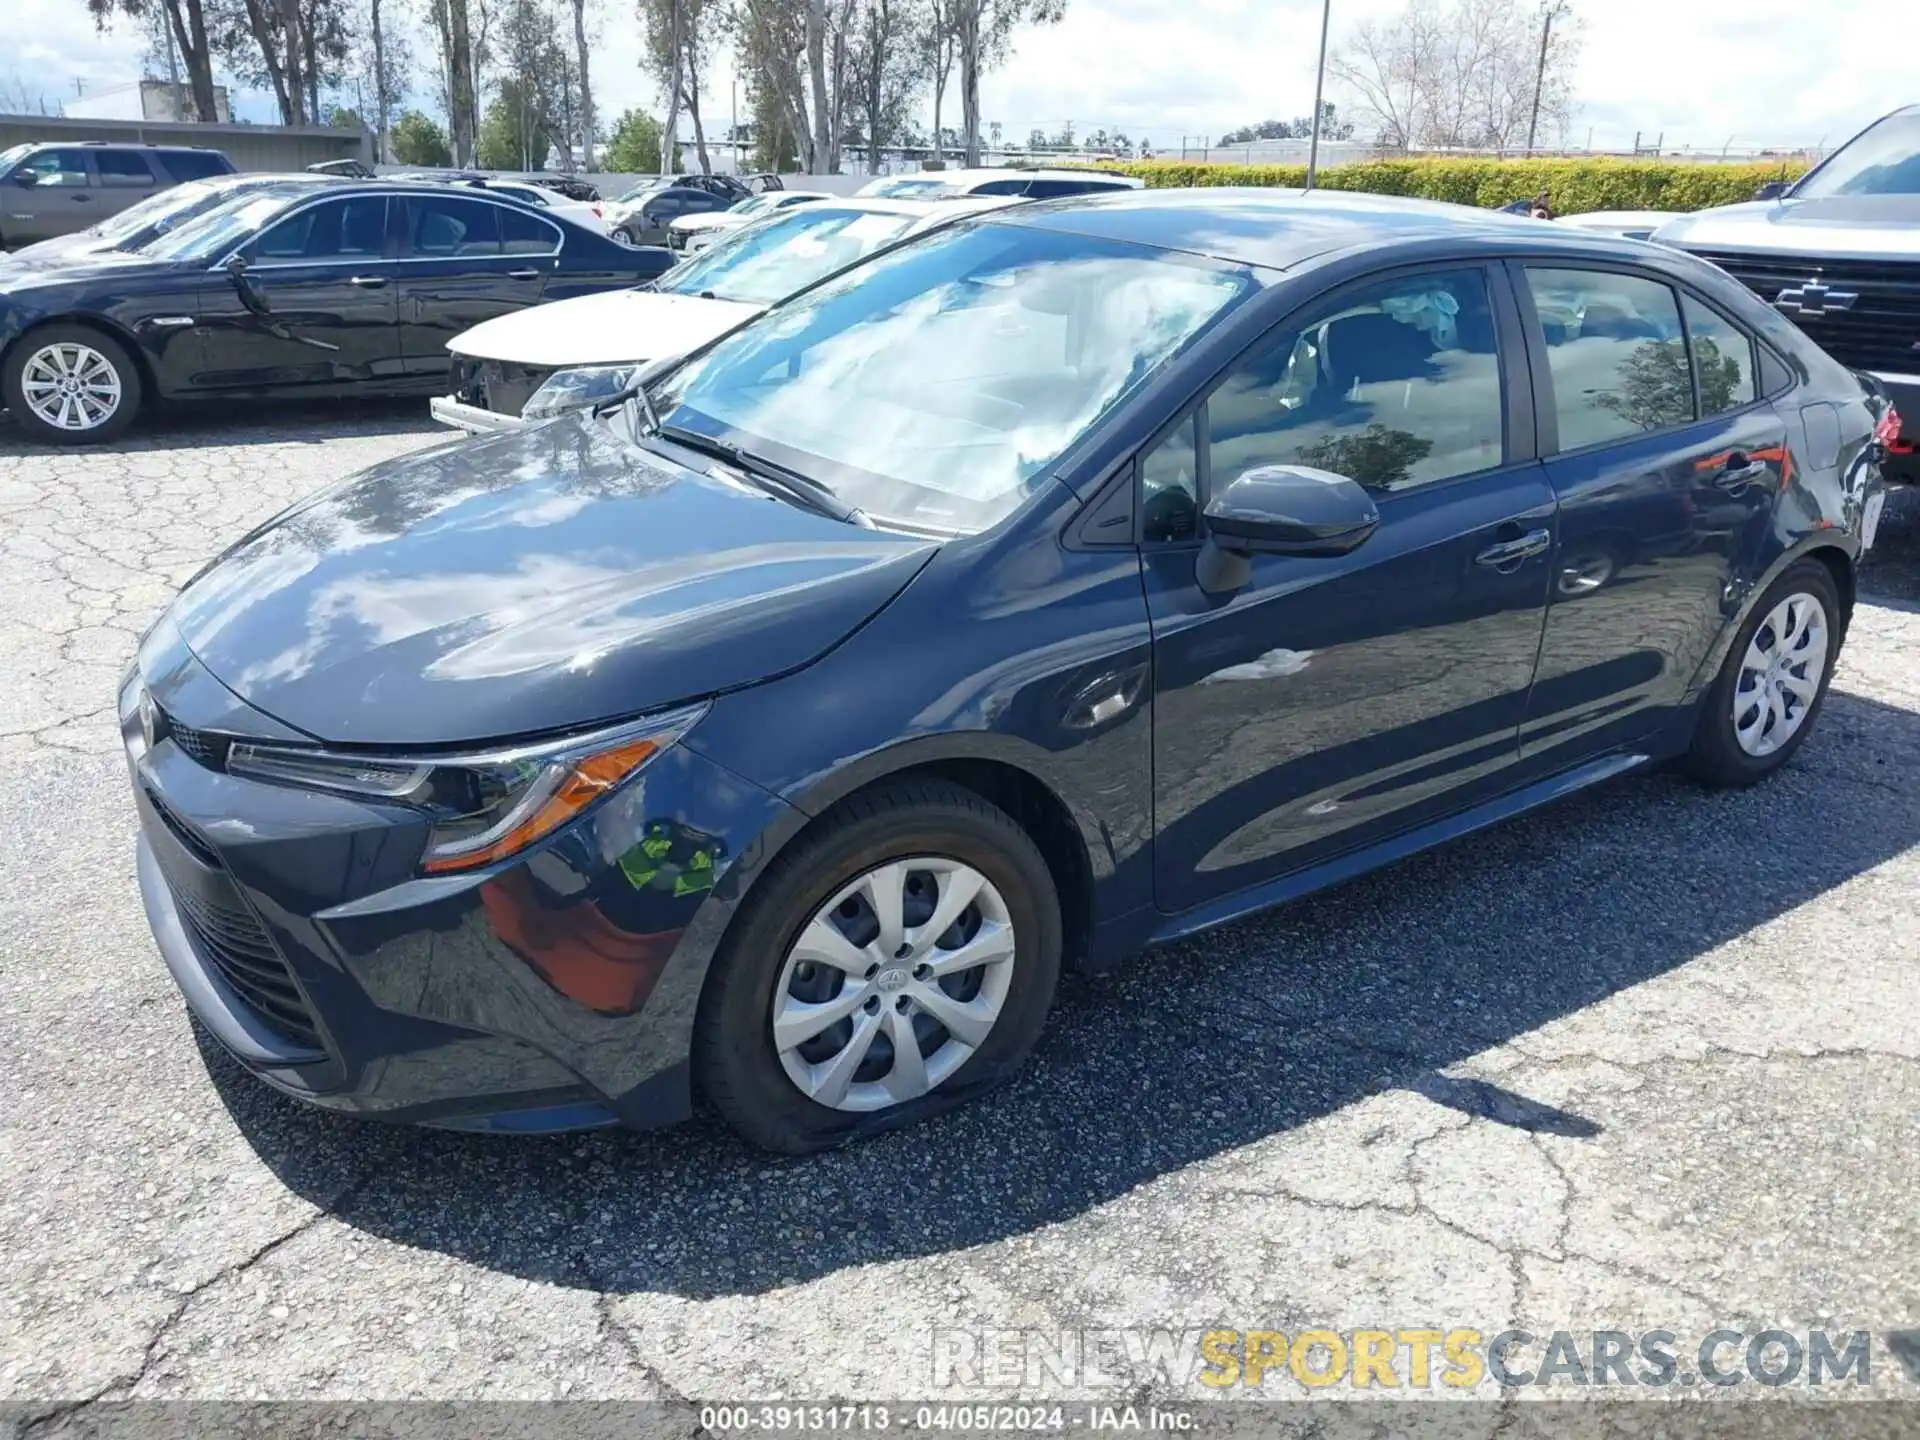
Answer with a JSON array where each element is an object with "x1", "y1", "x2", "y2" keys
[
  {"x1": 197, "y1": 684, "x2": 1920, "y2": 1301},
  {"x1": 0, "y1": 397, "x2": 443, "y2": 454}
]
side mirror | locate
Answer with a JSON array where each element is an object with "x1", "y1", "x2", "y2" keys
[
  {"x1": 1755, "y1": 180, "x2": 1789, "y2": 201},
  {"x1": 12, "y1": 168, "x2": 38, "y2": 188},
  {"x1": 1196, "y1": 464, "x2": 1380, "y2": 595}
]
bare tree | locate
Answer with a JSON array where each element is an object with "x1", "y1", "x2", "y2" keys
[
  {"x1": 88, "y1": 0, "x2": 221, "y2": 120},
  {"x1": 1330, "y1": 0, "x2": 1580, "y2": 152},
  {"x1": 949, "y1": 0, "x2": 1062, "y2": 166},
  {"x1": 728, "y1": 0, "x2": 856, "y2": 174},
  {"x1": 0, "y1": 70, "x2": 57, "y2": 115},
  {"x1": 849, "y1": 0, "x2": 921, "y2": 173},
  {"x1": 571, "y1": 0, "x2": 595, "y2": 165}
]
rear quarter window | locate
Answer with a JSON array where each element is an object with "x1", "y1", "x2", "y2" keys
[{"x1": 159, "y1": 150, "x2": 236, "y2": 182}]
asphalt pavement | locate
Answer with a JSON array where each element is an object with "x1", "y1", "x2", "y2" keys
[{"x1": 1, "y1": 403, "x2": 1917, "y2": 1432}]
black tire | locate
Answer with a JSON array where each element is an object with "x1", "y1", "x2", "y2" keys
[
  {"x1": 611, "y1": 226, "x2": 639, "y2": 247},
  {"x1": 3, "y1": 324, "x2": 143, "y2": 445},
  {"x1": 1684, "y1": 558, "x2": 1842, "y2": 788},
  {"x1": 695, "y1": 780, "x2": 1062, "y2": 1154}
]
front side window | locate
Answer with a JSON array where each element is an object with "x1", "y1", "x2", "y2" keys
[
  {"x1": 1682, "y1": 295, "x2": 1756, "y2": 417},
  {"x1": 408, "y1": 195, "x2": 500, "y2": 256},
  {"x1": 1208, "y1": 269, "x2": 1506, "y2": 493},
  {"x1": 657, "y1": 206, "x2": 920, "y2": 306},
  {"x1": 1528, "y1": 268, "x2": 1690, "y2": 449},
  {"x1": 254, "y1": 197, "x2": 389, "y2": 261},
  {"x1": 651, "y1": 224, "x2": 1257, "y2": 534},
  {"x1": 1141, "y1": 417, "x2": 1200, "y2": 541},
  {"x1": 18, "y1": 149, "x2": 90, "y2": 187}
]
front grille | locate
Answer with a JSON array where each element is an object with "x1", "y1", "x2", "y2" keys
[
  {"x1": 1684, "y1": 248, "x2": 1920, "y2": 376},
  {"x1": 146, "y1": 796, "x2": 323, "y2": 1050},
  {"x1": 668, "y1": 229, "x2": 692, "y2": 252},
  {"x1": 168, "y1": 720, "x2": 229, "y2": 770},
  {"x1": 457, "y1": 358, "x2": 551, "y2": 417}
]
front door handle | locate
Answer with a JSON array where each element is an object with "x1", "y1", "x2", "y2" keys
[
  {"x1": 1715, "y1": 453, "x2": 1770, "y2": 492},
  {"x1": 507, "y1": 268, "x2": 541, "y2": 280},
  {"x1": 347, "y1": 274, "x2": 388, "y2": 288},
  {"x1": 1475, "y1": 527, "x2": 1552, "y2": 571}
]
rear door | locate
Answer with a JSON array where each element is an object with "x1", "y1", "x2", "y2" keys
[
  {"x1": 91, "y1": 149, "x2": 163, "y2": 223},
  {"x1": 393, "y1": 192, "x2": 558, "y2": 382},
  {"x1": 1143, "y1": 263, "x2": 1558, "y2": 913},
  {"x1": 1514, "y1": 263, "x2": 1785, "y2": 765},
  {"x1": 193, "y1": 194, "x2": 403, "y2": 391},
  {"x1": 6, "y1": 148, "x2": 98, "y2": 242}
]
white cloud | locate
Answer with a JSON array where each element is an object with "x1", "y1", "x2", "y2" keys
[{"x1": 3, "y1": 0, "x2": 1909, "y2": 155}]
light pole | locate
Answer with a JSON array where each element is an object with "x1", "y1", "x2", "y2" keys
[
  {"x1": 1525, "y1": 0, "x2": 1568, "y2": 153},
  {"x1": 1306, "y1": 0, "x2": 1332, "y2": 188}
]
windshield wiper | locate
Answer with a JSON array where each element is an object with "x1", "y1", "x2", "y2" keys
[{"x1": 657, "y1": 424, "x2": 867, "y2": 526}]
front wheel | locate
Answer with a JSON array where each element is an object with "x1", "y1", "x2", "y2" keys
[
  {"x1": 611, "y1": 226, "x2": 638, "y2": 247},
  {"x1": 3, "y1": 325, "x2": 142, "y2": 444},
  {"x1": 1685, "y1": 559, "x2": 1842, "y2": 787},
  {"x1": 695, "y1": 780, "x2": 1062, "y2": 1153}
]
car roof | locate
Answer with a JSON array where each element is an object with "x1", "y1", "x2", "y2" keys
[
  {"x1": 991, "y1": 186, "x2": 1566, "y2": 270},
  {"x1": 870, "y1": 166, "x2": 1142, "y2": 190}
]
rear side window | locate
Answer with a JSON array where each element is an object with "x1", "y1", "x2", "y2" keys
[
  {"x1": 1206, "y1": 268, "x2": 1506, "y2": 493},
  {"x1": 972, "y1": 178, "x2": 1032, "y2": 196},
  {"x1": 409, "y1": 195, "x2": 501, "y2": 256},
  {"x1": 95, "y1": 151, "x2": 157, "y2": 187},
  {"x1": 1527, "y1": 268, "x2": 1690, "y2": 449},
  {"x1": 1681, "y1": 295, "x2": 1757, "y2": 416},
  {"x1": 499, "y1": 203, "x2": 561, "y2": 255},
  {"x1": 159, "y1": 150, "x2": 234, "y2": 181},
  {"x1": 1026, "y1": 178, "x2": 1108, "y2": 198}
]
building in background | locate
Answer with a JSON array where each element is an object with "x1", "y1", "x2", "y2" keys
[{"x1": 64, "y1": 81, "x2": 232, "y2": 125}]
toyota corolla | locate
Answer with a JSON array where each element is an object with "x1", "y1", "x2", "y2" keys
[{"x1": 123, "y1": 190, "x2": 1892, "y2": 1152}]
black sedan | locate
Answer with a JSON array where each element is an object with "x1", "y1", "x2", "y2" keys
[
  {"x1": 123, "y1": 190, "x2": 1891, "y2": 1151},
  {"x1": 0, "y1": 181, "x2": 675, "y2": 444}
]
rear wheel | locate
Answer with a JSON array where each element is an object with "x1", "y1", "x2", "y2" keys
[
  {"x1": 695, "y1": 780, "x2": 1062, "y2": 1153},
  {"x1": 4, "y1": 325, "x2": 142, "y2": 444},
  {"x1": 1685, "y1": 559, "x2": 1841, "y2": 787},
  {"x1": 611, "y1": 226, "x2": 639, "y2": 247}
]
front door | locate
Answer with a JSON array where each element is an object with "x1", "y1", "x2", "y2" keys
[
  {"x1": 6, "y1": 149, "x2": 98, "y2": 243},
  {"x1": 193, "y1": 195, "x2": 403, "y2": 391},
  {"x1": 1515, "y1": 265, "x2": 1786, "y2": 765},
  {"x1": 393, "y1": 193, "x2": 556, "y2": 383},
  {"x1": 1144, "y1": 265, "x2": 1557, "y2": 914}
]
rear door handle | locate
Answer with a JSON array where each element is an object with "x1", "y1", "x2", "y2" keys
[
  {"x1": 507, "y1": 268, "x2": 541, "y2": 280},
  {"x1": 1475, "y1": 527, "x2": 1552, "y2": 570},
  {"x1": 1715, "y1": 453, "x2": 1770, "y2": 491},
  {"x1": 347, "y1": 274, "x2": 388, "y2": 288}
]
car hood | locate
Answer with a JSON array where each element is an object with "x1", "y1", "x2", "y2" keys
[
  {"x1": 165, "y1": 417, "x2": 938, "y2": 746},
  {"x1": 446, "y1": 288, "x2": 763, "y2": 368},
  {"x1": 1654, "y1": 196, "x2": 1920, "y2": 258},
  {"x1": 2, "y1": 231, "x2": 115, "y2": 263},
  {"x1": 0, "y1": 248, "x2": 175, "y2": 291},
  {"x1": 672, "y1": 212, "x2": 738, "y2": 232}
]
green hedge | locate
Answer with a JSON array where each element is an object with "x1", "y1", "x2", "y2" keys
[{"x1": 1096, "y1": 156, "x2": 1809, "y2": 215}]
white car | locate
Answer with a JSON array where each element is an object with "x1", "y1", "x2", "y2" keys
[
  {"x1": 478, "y1": 181, "x2": 614, "y2": 238},
  {"x1": 667, "y1": 190, "x2": 833, "y2": 254},
  {"x1": 855, "y1": 167, "x2": 1143, "y2": 200},
  {"x1": 431, "y1": 196, "x2": 1014, "y2": 433}
]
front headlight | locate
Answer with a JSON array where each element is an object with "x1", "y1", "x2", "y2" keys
[
  {"x1": 520, "y1": 364, "x2": 643, "y2": 421},
  {"x1": 227, "y1": 704, "x2": 705, "y2": 874}
]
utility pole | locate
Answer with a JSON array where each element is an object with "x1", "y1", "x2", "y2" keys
[
  {"x1": 1306, "y1": 0, "x2": 1332, "y2": 188},
  {"x1": 1525, "y1": 0, "x2": 1566, "y2": 154}
]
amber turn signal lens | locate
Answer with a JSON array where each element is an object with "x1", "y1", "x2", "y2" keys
[{"x1": 420, "y1": 737, "x2": 662, "y2": 875}]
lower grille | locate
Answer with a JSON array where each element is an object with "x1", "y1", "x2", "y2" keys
[
  {"x1": 1683, "y1": 247, "x2": 1920, "y2": 376},
  {"x1": 168, "y1": 720, "x2": 229, "y2": 771},
  {"x1": 147, "y1": 798, "x2": 323, "y2": 1050},
  {"x1": 457, "y1": 358, "x2": 552, "y2": 418}
]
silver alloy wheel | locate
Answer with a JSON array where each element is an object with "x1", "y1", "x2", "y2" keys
[
  {"x1": 771, "y1": 857, "x2": 1016, "y2": 1112},
  {"x1": 20, "y1": 341, "x2": 123, "y2": 432},
  {"x1": 1733, "y1": 591, "x2": 1828, "y2": 758}
]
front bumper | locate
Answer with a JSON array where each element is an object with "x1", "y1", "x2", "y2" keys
[
  {"x1": 123, "y1": 635, "x2": 799, "y2": 1133},
  {"x1": 430, "y1": 393, "x2": 525, "y2": 435}
]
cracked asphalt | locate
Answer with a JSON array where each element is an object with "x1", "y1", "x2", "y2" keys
[{"x1": 2, "y1": 403, "x2": 1918, "y2": 1432}]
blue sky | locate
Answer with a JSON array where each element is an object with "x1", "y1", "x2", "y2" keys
[{"x1": 6, "y1": 0, "x2": 1911, "y2": 155}]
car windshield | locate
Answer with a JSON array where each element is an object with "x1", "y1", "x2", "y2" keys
[
  {"x1": 98, "y1": 181, "x2": 219, "y2": 244},
  {"x1": 141, "y1": 192, "x2": 299, "y2": 261},
  {"x1": 861, "y1": 177, "x2": 961, "y2": 199},
  {"x1": 656, "y1": 206, "x2": 921, "y2": 306},
  {"x1": 618, "y1": 179, "x2": 669, "y2": 202},
  {"x1": 730, "y1": 193, "x2": 778, "y2": 216},
  {"x1": 1794, "y1": 110, "x2": 1920, "y2": 198},
  {"x1": 647, "y1": 223, "x2": 1256, "y2": 534}
]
